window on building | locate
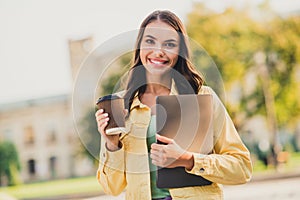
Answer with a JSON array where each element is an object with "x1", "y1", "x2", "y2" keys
[
  {"x1": 28, "y1": 159, "x2": 36, "y2": 175},
  {"x1": 47, "y1": 129, "x2": 57, "y2": 144},
  {"x1": 24, "y1": 126, "x2": 35, "y2": 145},
  {"x1": 49, "y1": 156, "x2": 57, "y2": 179}
]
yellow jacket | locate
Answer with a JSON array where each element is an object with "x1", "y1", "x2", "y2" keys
[{"x1": 97, "y1": 85, "x2": 252, "y2": 200}]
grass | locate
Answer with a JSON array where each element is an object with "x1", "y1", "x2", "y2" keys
[
  {"x1": 252, "y1": 151, "x2": 300, "y2": 175},
  {"x1": 285, "y1": 152, "x2": 300, "y2": 170},
  {"x1": 0, "y1": 176, "x2": 103, "y2": 199}
]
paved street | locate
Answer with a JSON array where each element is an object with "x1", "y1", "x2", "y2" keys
[
  {"x1": 223, "y1": 177, "x2": 300, "y2": 200},
  {"x1": 85, "y1": 177, "x2": 300, "y2": 200}
]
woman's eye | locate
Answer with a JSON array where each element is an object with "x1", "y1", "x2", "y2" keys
[
  {"x1": 164, "y1": 42, "x2": 177, "y2": 48},
  {"x1": 145, "y1": 39, "x2": 155, "y2": 44}
]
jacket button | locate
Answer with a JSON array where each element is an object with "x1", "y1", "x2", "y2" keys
[
  {"x1": 102, "y1": 153, "x2": 105, "y2": 157},
  {"x1": 199, "y1": 168, "x2": 205, "y2": 173}
]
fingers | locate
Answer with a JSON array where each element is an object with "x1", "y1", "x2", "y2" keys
[
  {"x1": 95, "y1": 109, "x2": 109, "y2": 134},
  {"x1": 150, "y1": 145, "x2": 167, "y2": 167},
  {"x1": 156, "y1": 134, "x2": 173, "y2": 144},
  {"x1": 150, "y1": 143, "x2": 164, "y2": 153},
  {"x1": 95, "y1": 108, "x2": 104, "y2": 117},
  {"x1": 151, "y1": 139, "x2": 184, "y2": 168},
  {"x1": 150, "y1": 143, "x2": 162, "y2": 151},
  {"x1": 123, "y1": 109, "x2": 128, "y2": 116}
]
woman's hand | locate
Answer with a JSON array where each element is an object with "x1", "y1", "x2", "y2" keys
[
  {"x1": 150, "y1": 134, "x2": 194, "y2": 170},
  {"x1": 95, "y1": 109, "x2": 122, "y2": 151}
]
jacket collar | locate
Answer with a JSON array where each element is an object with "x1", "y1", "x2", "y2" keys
[
  {"x1": 130, "y1": 79, "x2": 179, "y2": 111},
  {"x1": 170, "y1": 79, "x2": 179, "y2": 95}
]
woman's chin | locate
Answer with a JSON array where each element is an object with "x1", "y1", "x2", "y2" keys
[{"x1": 146, "y1": 67, "x2": 171, "y2": 76}]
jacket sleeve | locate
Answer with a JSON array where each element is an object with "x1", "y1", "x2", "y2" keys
[
  {"x1": 186, "y1": 87, "x2": 253, "y2": 185},
  {"x1": 97, "y1": 138, "x2": 127, "y2": 195}
]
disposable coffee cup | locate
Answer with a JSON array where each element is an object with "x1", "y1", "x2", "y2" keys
[{"x1": 96, "y1": 94, "x2": 126, "y2": 135}]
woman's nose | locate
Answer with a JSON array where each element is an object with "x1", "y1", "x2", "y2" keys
[{"x1": 153, "y1": 46, "x2": 165, "y2": 57}]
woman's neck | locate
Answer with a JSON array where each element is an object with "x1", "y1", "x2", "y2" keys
[
  {"x1": 145, "y1": 73, "x2": 171, "y2": 95},
  {"x1": 145, "y1": 83, "x2": 170, "y2": 96},
  {"x1": 141, "y1": 75, "x2": 171, "y2": 115}
]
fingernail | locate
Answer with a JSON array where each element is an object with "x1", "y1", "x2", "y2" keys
[{"x1": 104, "y1": 113, "x2": 108, "y2": 117}]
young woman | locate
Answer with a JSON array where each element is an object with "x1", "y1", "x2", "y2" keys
[{"x1": 95, "y1": 10, "x2": 252, "y2": 200}]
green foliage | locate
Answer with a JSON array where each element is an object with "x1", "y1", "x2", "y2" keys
[
  {"x1": 0, "y1": 141, "x2": 21, "y2": 186},
  {"x1": 101, "y1": 72, "x2": 125, "y2": 95},
  {"x1": 79, "y1": 107, "x2": 101, "y2": 165},
  {"x1": 101, "y1": 52, "x2": 132, "y2": 95},
  {"x1": 187, "y1": 4, "x2": 300, "y2": 130}
]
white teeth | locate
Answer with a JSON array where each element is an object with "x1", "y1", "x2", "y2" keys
[{"x1": 150, "y1": 59, "x2": 165, "y2": 64}]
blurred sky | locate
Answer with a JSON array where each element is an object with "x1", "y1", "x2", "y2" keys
[{"x1": 1, "y1": 0, "x2": 300, "y2": 104}]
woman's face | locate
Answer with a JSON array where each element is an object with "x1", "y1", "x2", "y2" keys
[{"x1": 140, "y1": 20, "x2": 180, "y2": 76}]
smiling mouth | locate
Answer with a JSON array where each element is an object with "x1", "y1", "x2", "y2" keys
[{"x1": 148, "y1": 58, "x2": 169, "y2": 66}]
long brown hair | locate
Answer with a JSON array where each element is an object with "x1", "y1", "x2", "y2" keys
[{"x1": 124, "y1": 10, "x2": 204, "y2": 111}]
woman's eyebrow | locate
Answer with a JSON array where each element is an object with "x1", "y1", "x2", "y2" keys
[
  {"x1": 144, "y1": 35, "x2": 156, "y2": 40},
  {"x1": 144, "y1": 35, "x2": 178, "y2": 43},
  {"x1": 165, "y1": 39, "x2": 178, "y2": 43}
]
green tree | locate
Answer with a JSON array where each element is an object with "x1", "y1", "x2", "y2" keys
[
  {"x1": 79, "y1": 107, "x2": 101, "y2": 166},
  {"x1": 0, "y1": 141, "x2": 21, "y2": 186},
  {"x1": 100, "y1": 52, "x2": 132, "y2": 95},
  {"x1": 187, "y1": 3, "x2": 300, "y2": 130}
]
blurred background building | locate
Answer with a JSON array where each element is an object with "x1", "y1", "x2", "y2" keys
[{"x1": 0, "y1": 37, "x2": 94, "y2": 183}]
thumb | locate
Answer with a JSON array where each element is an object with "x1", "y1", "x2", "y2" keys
[
  {"x1": 156, "y1": 134, "x2": 173, "y2": 144},
  {"x1": 123, "y1": 109, "x2": 128, "y2": 116}
]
